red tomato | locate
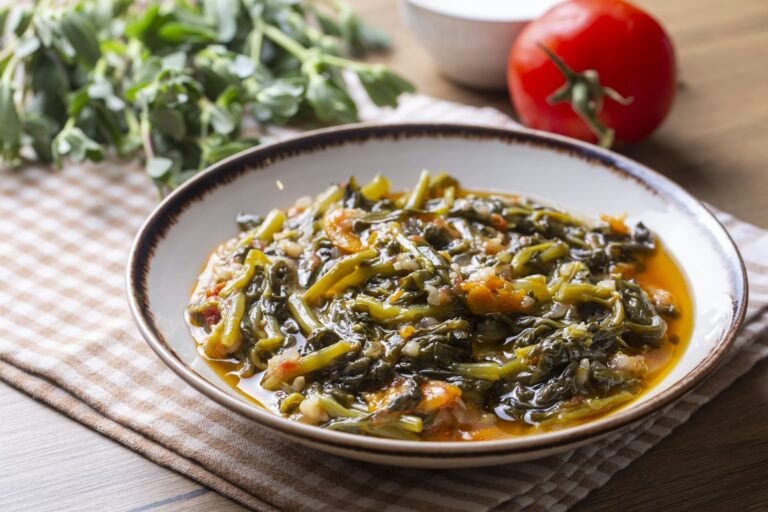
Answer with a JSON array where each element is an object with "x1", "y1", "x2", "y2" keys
[{"x1": 508, "y1": 0, "x2": 676, "y2": 145}]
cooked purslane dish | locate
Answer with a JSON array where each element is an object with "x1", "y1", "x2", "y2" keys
[{"x1": 187, "y1": 171, "x2": 688, "y2": 441}]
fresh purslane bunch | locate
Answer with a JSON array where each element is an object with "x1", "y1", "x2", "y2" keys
[{"x1": 0, "y1": 0, "x2": 413, "y2": 194}]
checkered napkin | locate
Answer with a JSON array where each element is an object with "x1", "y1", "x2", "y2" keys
[{"x1": 2, "y1": 91, "x2": 767, "y2": 512}]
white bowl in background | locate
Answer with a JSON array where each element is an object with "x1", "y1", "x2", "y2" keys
[{"x1": 400, "y1": 0, "x2": 564, "y2": 90}]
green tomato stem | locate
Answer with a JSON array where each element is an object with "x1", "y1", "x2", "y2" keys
[{"x1": 538, "y1": 43, "x2": 632, "y2": 148}]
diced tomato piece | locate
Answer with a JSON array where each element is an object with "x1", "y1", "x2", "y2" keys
[
  {"x1": 460, "y1": 279, "x2": 529, "y2": 314},
  {"x1": 600, "y1": 213, "x2": 630, "y2": 235},
  {"x1": 205, "y1": 282, "x2": 226, "y2": 298},
  {"x1": 432, "y1": 218, "x2": 461, "y2": 238},
  {"x1": 490, "y1": 213, "x2": 509, "y2": 232},
  {"x1": 389, "y1": 289, "x2": 405, "y2": 304},
  {"x1": 418, "y1": 380, "x2": 462, "y2": 413},
  {"x1": 365, "y1": 377, "x2": 407, "y2": 412},
  {"x1": 609, "y1": 262, "x2": 637, "y2": 278},
  {"x1": 202, "y1": 305, "x2": 221, "y2": 326},
  {"x1": 323, "y1": 208, "x2": 366, "y2": 253},
  {"x1": 399, "y1": 325, "x2": 415, "y2": 339},
  {"x1": 365, "y1": 378, "x2": 462, "y2": 415}
]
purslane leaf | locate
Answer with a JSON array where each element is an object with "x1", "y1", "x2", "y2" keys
[
  {"x1": 16, "y1": 36, "x2": 41, "y2": 59},
  {"x1": 159, "y1": 22, "x2": 218, "y2": 44},
  {"x1": 22, "y1": 116, "x2": 57, "y2": 163},
  {"x1": 357, "y1": 67, "x2": 415, "y2": 108},
  {"x1": 203, "y1": 0, "x2": 239, "y2": 43},
  {"x1": 59, "y1": 13, "x2": 102, "y2": 69},
  {"x1": 337, "y1": 7, "x2": 389, "y2": 56},
  {"x1": 306, "y1": 72, "x2": 358, "y2": 124},
  {"x1": 230, "y1": 54, "x2": 257, "y2": 79},
  {"x1": 208, "y1": 103, "x2": 237, "y2": 135},
  {"x1": 203, "y1": 137, "x2": 258, "y2": 166},
  {"x1": 150, "y1": 107, "x2": 187, "y2": 140},
  {"x1": 52, "y1": 124, "x2": 105, "y2": 167},
  {"x1": 146, "y1": 156, "x2": 174, "y2": 178},
  {"x1": 7, "y1": 7, "x2": 33, "y2": 38},
  {"x1": 254, "y1": 78, "x2": 304, "y2": 122}
]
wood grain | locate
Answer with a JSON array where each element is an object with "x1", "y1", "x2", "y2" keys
[
  {"x1": 0, "y1": 380, "x2": 244, "y2": 512},
  {"x1": 2, "y1": 0, "x2": 766, "y2": 510}
]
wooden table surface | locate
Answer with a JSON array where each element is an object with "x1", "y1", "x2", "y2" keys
[{"x1": 3, "y1": 1, "x2": 767, "y2": 511}]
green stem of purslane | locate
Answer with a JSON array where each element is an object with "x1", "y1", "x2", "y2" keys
[{"x1": 263, "y1": 24, "x2": 375, "y2": 73}]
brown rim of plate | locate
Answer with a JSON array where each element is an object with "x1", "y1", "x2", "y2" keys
[{"x1": 126, "y1": 122, "x2": 748, "y2": 458}]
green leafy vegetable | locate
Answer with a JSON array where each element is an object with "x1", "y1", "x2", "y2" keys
[
  {"x1": 0, "y1": 1, "x2": 413, "y2": 195},
  {"x1": 187, "y1": 172, "x2": 688, "y2": 440}
]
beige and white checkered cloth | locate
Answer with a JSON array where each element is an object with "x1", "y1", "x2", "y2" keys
[{"x1": 1, "y1": 93, "x2": 768, "y2": 512}]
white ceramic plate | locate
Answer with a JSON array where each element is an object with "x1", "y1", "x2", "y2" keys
[{"x1": 127, "y1": 124, "x2": 747, "y2": 468}]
